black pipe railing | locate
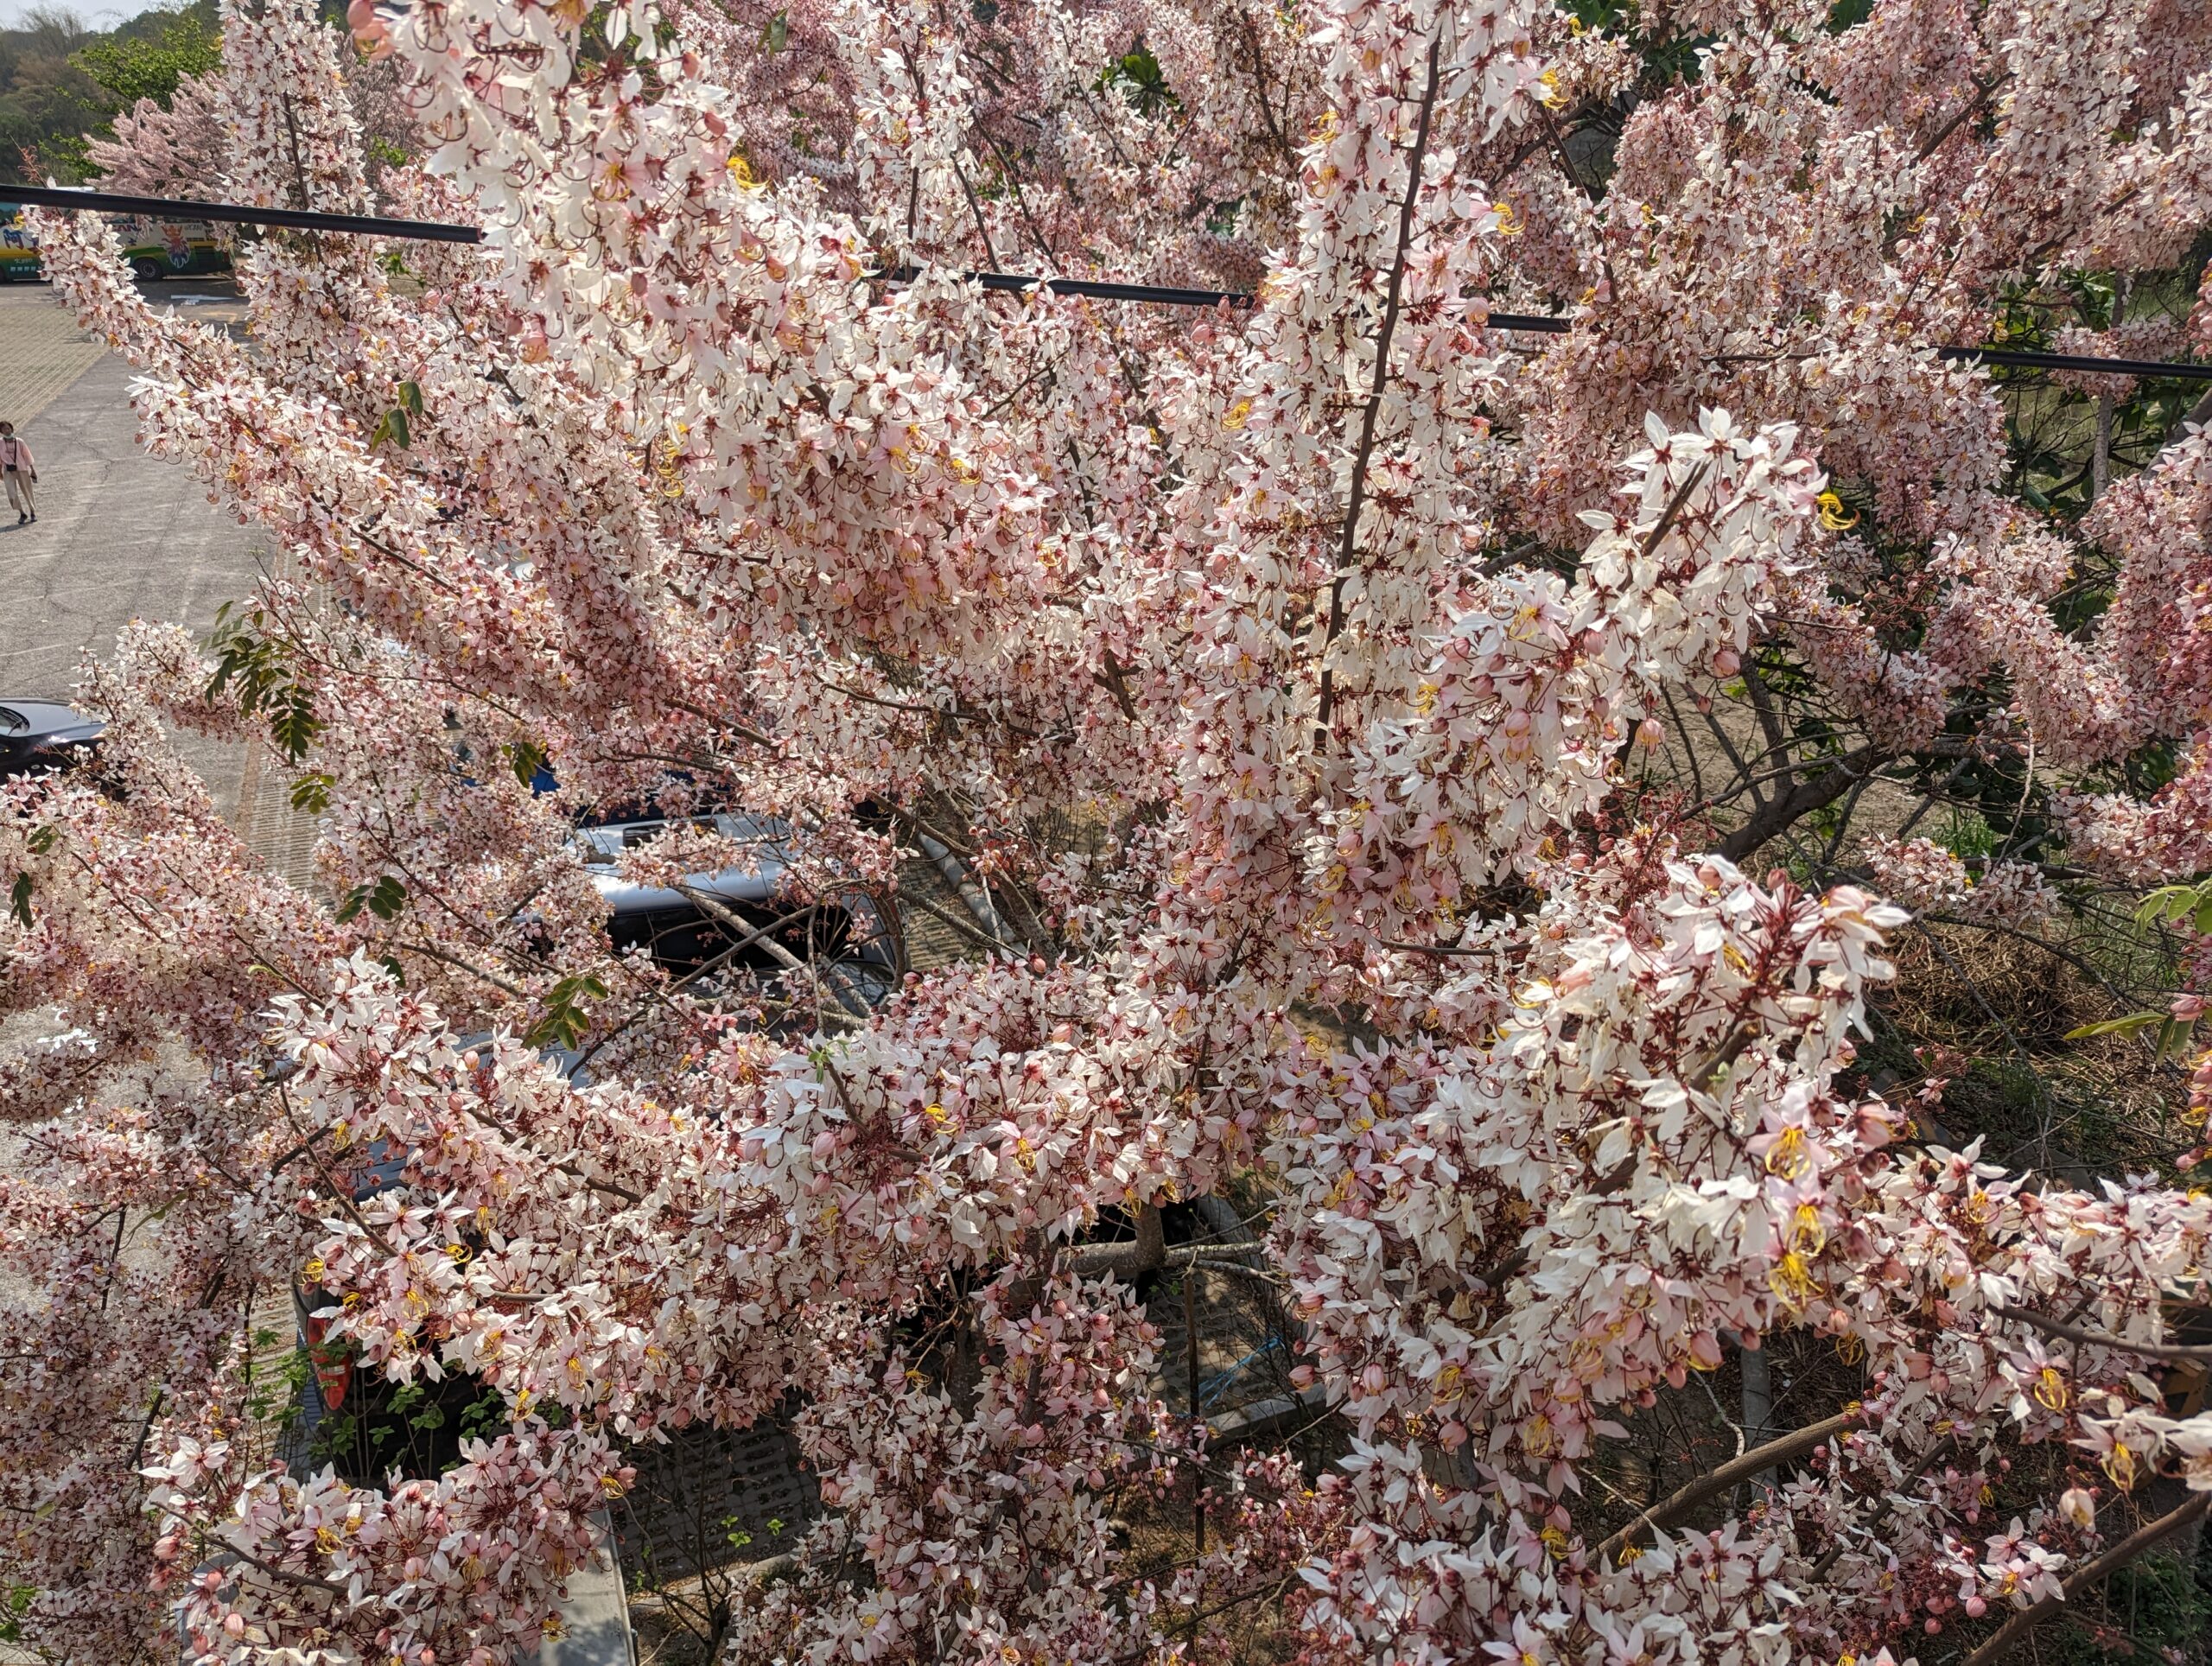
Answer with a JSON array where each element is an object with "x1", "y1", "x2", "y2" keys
[{"x1": 10, "y1": 184, "x2": 2209, "y2": 382}]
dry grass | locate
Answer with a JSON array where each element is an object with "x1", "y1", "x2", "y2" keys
[{"x1": 1872, "y1": 919, "x2": 2194, "y2": 1180}]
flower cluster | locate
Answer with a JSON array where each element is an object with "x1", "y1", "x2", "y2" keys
[{"x1": 1864, "y1": 836, "x2": 2059, "y2": 927}]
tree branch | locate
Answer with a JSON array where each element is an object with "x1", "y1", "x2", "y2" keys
[
  {"x1": 1639, "y1": 461, "x2": 1711, "y2": 562},
  {"x1": 1597, "y1": 1408, "x2": 1866, "y2": 1561},
  {"x1": 1917, "y1": 73, "x2": 2011, "y2": 163},
  {"x1": 1994, "y1": 1303, "x2": 2212, "y2": 1365},
  {"x1": 1958, "y1": 1491, "x2": 2212, "y2": 1666},
  {"x1": 1718, "y1": 745, "x2": 1889, "y2": 863},
  {"x1": 1315, "y1": 30, "x2": 1444, "y2": 737},
  {"x1": 676, "y1": 883, "x2": 868, "y2": 1022}
]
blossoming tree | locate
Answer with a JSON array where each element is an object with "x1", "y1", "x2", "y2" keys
[{"x1": 10, "y1": 0, "x2": 2212, "y2": 1662}]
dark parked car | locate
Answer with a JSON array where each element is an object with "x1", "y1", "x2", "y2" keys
[
  {"x1": 573, "y1": 807, "x2": 901, "y2": 1014},
  {"x1": 0, "y1": 700, "x2": 103, "y2": 777},
  {"x1": 458, "y1": 736, "x2": 906, "y2": 1013}
]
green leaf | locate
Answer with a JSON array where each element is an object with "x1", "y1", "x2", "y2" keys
[
  {"x1": 1102, "y1": 42, "x2": 1173, "y2": 114},
  {"x1": 397, "y1": 380, "x2": 424, "y2": 417},
  {"x1": 763, "y1": 9, "x2": 787, "y2": 49},
  {"x1": 2137, "y1": 882, "x2": 2209, "y2": 928},
  {"x1": 8, "y1": 873, "x2": 29, "y2": 929},
  {"x1": 26, "y1": 825, "x2": 58, "y2": 855},
  {"x1": 505, "y1": 737, "x2": 550, "y2": 786},
  {"x1": 290, "y1": 773, "x2": 335, "y2": 814},
  {"x1": 2063, "y1": 1011, "x2": 2166, "y2": 1041},
  {"x1": 204, "y1": 609, "x2": 323, "y2": 770},
  {"x1": 335, "y1": 875, "x2": 409, "y2": 924},
  {"x1": 366, "y1": 876, "x2": 407, "y2": 921},
  {"x1": 270, "y1": 690, "x2": 321, "y2": 763},
  {"x1": 371, "y1": 407, "x2": 411, "y2": 449},
  {"x1": 525, "y1": 973, "x2": 608, "y2": 1049},
  {"x1": 206, "y1": 614, "x2": 286, "y2": 710}
]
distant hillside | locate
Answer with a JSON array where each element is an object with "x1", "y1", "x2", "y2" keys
[{"x1": 0, "y1": 0, "x2": 219, "y2": 185}]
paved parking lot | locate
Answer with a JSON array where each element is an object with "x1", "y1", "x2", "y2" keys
[{"x1": 1, "y1": 278, "x2": 264, "y2": 820}]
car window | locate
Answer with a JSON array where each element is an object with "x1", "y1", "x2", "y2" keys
[{"x1": 0, "y1": 707, "x2": 23, "y2": 737}]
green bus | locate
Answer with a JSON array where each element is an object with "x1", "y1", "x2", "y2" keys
[{"x1": 0, "y1": 204, "x2": 232, "y2": 283}]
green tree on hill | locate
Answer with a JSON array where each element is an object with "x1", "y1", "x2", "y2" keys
[{"x1": 0, "y1": 1, "x2": 219, "y2": 184}]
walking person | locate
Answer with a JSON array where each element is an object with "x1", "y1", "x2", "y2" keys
[{"x1": 0, "y1": 422, "x2": 35, "y2": 525}]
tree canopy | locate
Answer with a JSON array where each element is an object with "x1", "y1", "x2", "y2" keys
[{"x1": 11, "y1": 1, "x2": 2212, "y2": 1663}]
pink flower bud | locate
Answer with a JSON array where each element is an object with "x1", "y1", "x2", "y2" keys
[
  {"x1": 1713, "y1": 647, "x2": 1741, "y2": 677},
  {"x1": 225, "y1": 1613, "x2": 246, "y2": 1637},
  {"x1": 1635, "y1": 716, "x2": 1665, "y2": 749},
  {"x1": 2058, "y1": 1486, "x2": 2096, "y2": 1529}
]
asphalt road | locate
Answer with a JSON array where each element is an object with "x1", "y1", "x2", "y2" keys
[{"x1": 1, "y1": 280, "x2": 264, "y2": 818}]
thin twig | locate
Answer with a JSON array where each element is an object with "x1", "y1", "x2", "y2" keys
[{"x1": 391, "y1": 939, "x2": 527, "y2": 998}]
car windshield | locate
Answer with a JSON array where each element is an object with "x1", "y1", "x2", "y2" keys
[{"x1": 0, "y1": 707, "x2": 24, "y2": 737}]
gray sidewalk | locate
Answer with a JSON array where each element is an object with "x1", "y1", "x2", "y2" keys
[{"x1": 1, "y1": 283, "x2": 264, "y2": 820}]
